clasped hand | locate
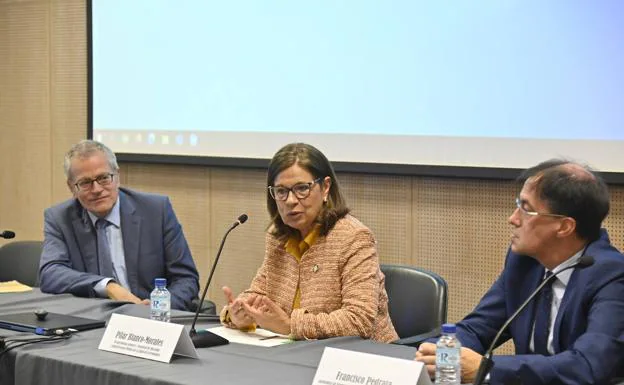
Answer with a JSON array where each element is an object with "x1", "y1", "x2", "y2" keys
[
  {"x1": 415, "y1": 342, "x2": 482, "y2": 384},
  {"x1": 222, "y1": 286, "x2": 291, "y2": 335}
]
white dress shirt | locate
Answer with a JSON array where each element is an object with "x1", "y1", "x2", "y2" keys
[{"x1": 529, "y1": 248, "x2": 584, "y2": 355}]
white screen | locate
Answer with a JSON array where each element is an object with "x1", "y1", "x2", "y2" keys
[{"x1": 91, "y1": 1, "x2": 624, "y2": 173}]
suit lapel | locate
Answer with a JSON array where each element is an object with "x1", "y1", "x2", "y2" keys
[
  {"x1": 71, "y1": 203, "x2": 99, "y2": 274},
  {"x1": 552, "y1": 268, "x2": 579, "y2": 353},
  {"x1": 515, "y1": 265, "x2": 545, "y2": 354},
  {"x1": 120, "y1": 191, "x2": 141, "y2": 294}
]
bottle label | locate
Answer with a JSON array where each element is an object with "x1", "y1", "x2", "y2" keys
[
  {"x1": 151, "y1": 299, "x2": 169, "y2": 310},
  {"x1": 436, "y1": 348, "x2": 460, "y2": 365}
]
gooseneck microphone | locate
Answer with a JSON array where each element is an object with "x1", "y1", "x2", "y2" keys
[
  {"x1": 473, "y1": 255, "x2": 595, "y2": 385},
  {"x1": 0, "y1": 231, "x2": 16, "y2": 239},
  {"x1": 189, "y1": 214, "x2": 248, "y2": 348}
]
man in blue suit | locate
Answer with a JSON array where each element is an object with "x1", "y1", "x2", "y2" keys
[
  {"x1": 417, "y1": 159, "x2": 624, "y2": 385},
  {"x1": 39, "y1": 140, "x2": 199, "y2": 311}
]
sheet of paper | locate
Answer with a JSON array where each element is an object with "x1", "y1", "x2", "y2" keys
[
  {"x1": 0, "y1": 280, "x2": 33, "y2": 293},
  {"x1": 206, "y1": 325, "x2": 292, "y2": 347}
]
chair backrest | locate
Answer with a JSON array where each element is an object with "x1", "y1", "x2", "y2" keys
[
  {"x1": 381, "y1": 264, "x2": 448, "y2": 340},
  {"x1": 0, "y1": 240, "x2": 43, "y2": 286}
]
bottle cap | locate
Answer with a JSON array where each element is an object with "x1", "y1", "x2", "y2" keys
[
  {"x1": 154, "y1": 278, "x2": 167, "y2": 287},
  {"x1": 441, "y1": 323, "x2": 457, "y2": 334}
]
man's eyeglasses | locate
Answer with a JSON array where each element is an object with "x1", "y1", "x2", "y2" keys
[
  {"x1": 268, "y1": 178, "x2": 322, "y2": 201},
  {"x1": 515, "y1": 197, "x2": 567, "y2": 218},
  {"x1": 74, "y1": 173, "x2": 116, "y2": 192}
]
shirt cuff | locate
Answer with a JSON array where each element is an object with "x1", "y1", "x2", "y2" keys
[{"x1": 94, "y1": 278, "x2": 114, "y2": 297}]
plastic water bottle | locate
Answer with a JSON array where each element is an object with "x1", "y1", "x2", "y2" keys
[
  {"x1": 435, "y1": 323, "x2": 461, "y2": 385},
  {"x1": 150, "y1": 278, "x2": 171, "y2": 322}
]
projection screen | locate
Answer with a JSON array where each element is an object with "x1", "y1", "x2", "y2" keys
[{"x1": 89, "y1": 1, "x2": 624, "y2": 180}]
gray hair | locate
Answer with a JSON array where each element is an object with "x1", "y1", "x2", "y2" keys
[{"x1": 64, "y1": 140, "x2": 119, "y2": 180}]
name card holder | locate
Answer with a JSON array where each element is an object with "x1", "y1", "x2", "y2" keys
[
  {"x1": 98, "y1": 313, "x2": 198, "y2": 363},
  {"x1": 312, "y1": 347, "x2": 432, "y2": 385}
]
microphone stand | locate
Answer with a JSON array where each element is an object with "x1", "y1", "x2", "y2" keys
[
  {"x1": 189, "y1": 214, "x2": 248, "y2": 348},
  {"x1": 473, "y1": 255, "x2": 594, "y2": 385}
]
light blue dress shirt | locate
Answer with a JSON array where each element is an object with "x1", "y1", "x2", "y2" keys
[{"x1": 87, "y1": 197, "x2": 130, "y2": 296}]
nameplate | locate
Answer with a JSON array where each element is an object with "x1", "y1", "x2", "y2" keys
[
  {"x1": 312, "y1": 347, "x2": 432, "y2": 385},
  {"x1": 98, "y1": 314, "x2": 198, "y2": 363}
]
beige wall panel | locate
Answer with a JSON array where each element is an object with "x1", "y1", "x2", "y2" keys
[
  {"x1": 604, "y1": 187, "x2": 624, "y2": 250},
  {"x1": 412, "y1": 178, "x2": 514, "y2": 323},
  {"x1": 49, "y1": 0, "x2": 87, "y2": 203},
  {"x1": 208, "y1": 167, "x2": 268, "y2": 309},
  {"x1": 0, "y1": 0, "x2": 51, "y2": 242},
  {"x1": 122, "y1": 162, "x2": 212, "y2": 296},
  {"x1": 339, "y1": 172, "x2": 412, "y2": 266},
  {"x1": 118, "y1": 163, "x2": 129, "y2": 185}
]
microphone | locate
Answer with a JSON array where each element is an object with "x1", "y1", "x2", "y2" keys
[
  {"x1": 189, "y1": 213, "x2": 248, "y2": 348},
  {"x1": 473, "y1": 255, "x2": 595, "y2": 385},
  {"x1": 0, "y1": 231, "x2": 15, "y2": 239}
]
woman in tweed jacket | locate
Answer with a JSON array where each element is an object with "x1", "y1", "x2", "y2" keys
[{"x1": 221, "y1": 143, "x2": 398, "y2": 342}]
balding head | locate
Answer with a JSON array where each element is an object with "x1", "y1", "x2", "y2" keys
[{"x1": 518, "y1": 159, "x2": 609, "y2": 241}]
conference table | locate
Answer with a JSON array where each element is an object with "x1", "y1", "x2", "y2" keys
[{"x1": 0, "y1": 290, "x2": 416, "y2": 385}]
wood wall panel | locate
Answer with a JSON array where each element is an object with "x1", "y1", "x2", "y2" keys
[
  {"x1": 340, "y1": 173, "x2": 412, "y2": 266},
  {"x1": 605, "y1": 189, "x2": 624, "y2": 247},
  {"x1": 0, "y1": 0, "x2": 52, "y2": 242},
  {"x1": 208, "y1": 167, "x2": 269, "y2": 308},
  {"x1": 49, "y1": 0, "x2": 87, "y2": 203},
  {"x1": 121, "y1": 163, "x2": 212, "y2": 297}
]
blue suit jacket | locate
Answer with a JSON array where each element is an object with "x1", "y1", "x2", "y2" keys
[
  {"x1": 457, "y1": 229, "x2": 624, "y2": 385},
  {"x1": 39, "y1": 188, "x2": 199, "y2": 311}
]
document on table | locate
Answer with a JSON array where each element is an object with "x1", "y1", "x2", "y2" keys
[
  {"x1": 206, "y1": 326, "x2": 292, "y2": 347},
  {"x1": 0, "y1": 280, "x2": 32, "y2": 293}
]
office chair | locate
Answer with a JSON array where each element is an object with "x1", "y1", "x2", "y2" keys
[
  {"x1": 191, "y1": 298, "x2": 217, "y2": 315},
  {"x1": 0, "y1": 240, "x2": 43, "y2": 286},
  {"x1": 381, "y1": 264, "x2": 448, "y2": 346}
]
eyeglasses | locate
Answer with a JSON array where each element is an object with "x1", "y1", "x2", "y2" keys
[
  {"x1": 515, "y1": 197, "x2": 567, "y2": 218},
  {"x1": 74, "y1": 173, "x2": 116, "y2": 192},
  {"x1": 268, "y1": 178, "x2": 322, "y2": 201}
]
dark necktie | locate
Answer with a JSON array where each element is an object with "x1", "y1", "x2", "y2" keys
[
  {"x1": 533, "y1": 270, "x2": 554, "y2": 355},
  {"x1": 96, "y1": 219, "x2": 114, "y2": 278}
]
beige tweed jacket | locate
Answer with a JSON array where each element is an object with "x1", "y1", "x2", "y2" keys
[{"x1": 243, "y1": 215, "x2": 398, "y2": 342}]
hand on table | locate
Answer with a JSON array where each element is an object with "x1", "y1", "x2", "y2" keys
[
  {"x1": 106, "y1": 281, "x2": 149, "y2": 304},
  {"x1": 415, "y1": 342, "x2": 482, "y2": 384}
]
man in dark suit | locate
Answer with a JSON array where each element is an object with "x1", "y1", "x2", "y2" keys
[
  {"x1": 416, "y1": 159, "x2": 624, "y2": 385},
  {"x1": 39, "y1": 140, "x2": 199, "y2": 310}
]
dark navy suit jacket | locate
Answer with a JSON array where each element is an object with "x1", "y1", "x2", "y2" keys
[
  {"x1": 458, "y1": 229, "x2": 624, "y2": 385},
  {"x1": 39, "y1": 188, "x2": 199, "y2": 310}
]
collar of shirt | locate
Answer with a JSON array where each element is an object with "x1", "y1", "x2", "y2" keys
[
  {"x1": 547, "y1": 247, "x2": 586, "y2": 286},
  {"x1": 87, "y1": 196, "x2": 121, "y2": 229},
  {"x1": 285, "y1": 224, "x2": 321, "y2": 261}
]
